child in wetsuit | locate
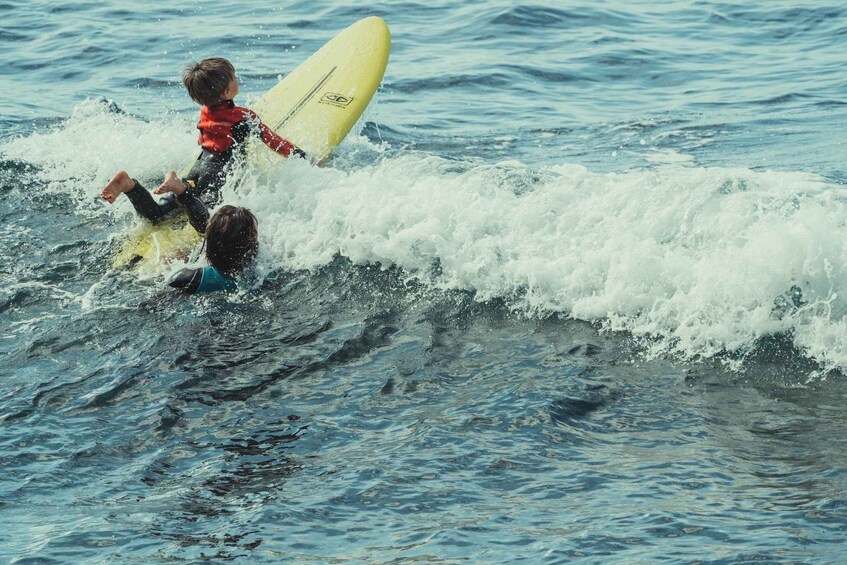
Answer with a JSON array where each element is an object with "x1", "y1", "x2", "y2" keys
[
  {"x1": 147, "y1": 174, "x2": 257, "y2": 294},
  {"x1": 100, "y1": 57, "x2": 305, "y2": 222}
]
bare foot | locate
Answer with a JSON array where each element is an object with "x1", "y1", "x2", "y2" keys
[
  {"x1": 153, "y1": 170, "x2": 186, "y2": 196},
  {"x1": 101, "y1": 170, "x2": 135, "y2": 203}
]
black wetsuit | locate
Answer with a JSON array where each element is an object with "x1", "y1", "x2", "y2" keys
[
  {"x1": 123, "y1": 147, "x2": 234, "y2": 227},
  {"x1": 124, "y1": 179, "x2": 210, "y2": 235}
]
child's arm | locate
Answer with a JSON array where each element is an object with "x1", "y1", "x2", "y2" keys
[
  {"x1": 258, "y1": 123, "x2": 308, "y2": 159},
  {"x1": 237, "y1": 107, "x2": 307, "y2": 159}
]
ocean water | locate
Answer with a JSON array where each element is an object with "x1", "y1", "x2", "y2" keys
[{"x1": 2, "y1": 0, "x2": 847, "y2": 562}]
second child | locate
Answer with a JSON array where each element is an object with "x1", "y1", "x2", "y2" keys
[{"x1": 101, "y1": 57, "x2": 305, "y2": 221}]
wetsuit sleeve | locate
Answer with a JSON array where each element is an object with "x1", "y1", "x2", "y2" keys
[
  {"x1": 237, "y1": 108, "x2": 306, "y2": 159},
  {"x1": 176, "y1": 190, "x2": 209, "y2": 234},
  {"x1": 258, "y1": 123, "x2": 307, "y2": 159},
  {"x1": 168, "y1": 267, "x2": 203, "y2": 293}
]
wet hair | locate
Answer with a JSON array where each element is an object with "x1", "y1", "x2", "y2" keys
[
  {"x1": 205, "y1": 206, "x2": 258, "y2": 277},
  {"x1": 182, "y1": 57, "x2": 236, "y2": 106}
]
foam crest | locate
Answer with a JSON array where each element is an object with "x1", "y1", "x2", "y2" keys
[
  {"x1": 237, "y1": 153, "x2": 847, "y2": 370},
  {"x1": 0, "y1": 99, "x2": 196, "y2": 211}
]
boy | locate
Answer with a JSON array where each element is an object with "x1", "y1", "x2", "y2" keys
[{"x1": 101, "y1": 57, "x2": 305, "y2": 224}]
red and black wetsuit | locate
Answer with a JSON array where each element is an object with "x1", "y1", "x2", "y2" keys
[
  {"x1": 197, "y1": 100, "x2": 303, "y2": 158},
  {"x1": 125, "y1": 100, "x2": 305, "y2": 226}
]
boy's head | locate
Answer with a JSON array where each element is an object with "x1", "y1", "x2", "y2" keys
[
  {"x1": 205, "y1": 206, "x2": 258, "y2": 276},
  {"x1": 182, "y1": 57, "x2": 236, "y2": 106}
]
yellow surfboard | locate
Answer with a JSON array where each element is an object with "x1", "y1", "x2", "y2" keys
[
  {"x1": 254, "y1": 15, "x2": 391, "y2": 163},
  {"x1": 113, "y1": 16, "x2": 391, "y2": 271}
]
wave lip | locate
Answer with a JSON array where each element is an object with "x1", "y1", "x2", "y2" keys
[{"x1": 237, "y1": 154, "x2": 847, "y2": 373}]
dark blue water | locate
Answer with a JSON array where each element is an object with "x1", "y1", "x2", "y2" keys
[{"x1": 3, "y1": 1, "x2": 847, "y2": 562}]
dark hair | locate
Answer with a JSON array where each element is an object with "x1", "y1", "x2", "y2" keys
[
  {"x1": 205, "y1": 206, "x2": 258, "y2": 277},
  {"x1": 182, "y1": 57, "x2": 236, "y2": 106}
]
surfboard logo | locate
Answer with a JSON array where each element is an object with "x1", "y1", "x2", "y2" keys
[{"x1": 320, "y1": 92, "x2": 353, "y2": 107}]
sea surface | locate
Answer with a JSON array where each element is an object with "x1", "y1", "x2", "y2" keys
[{"x1": 2, "y1": 1, "x2": 847, "y2": 562}]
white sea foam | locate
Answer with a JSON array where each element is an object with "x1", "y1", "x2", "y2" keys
[
  {"x1": 1, "y1": 99, "x2": 197, "y2": 218},
  {"x1": 236, "y1": 147, "x2": 847, "y2": 371},
  {"x1": 5, "y1": 102, "x2": 847, "y2": 371}
]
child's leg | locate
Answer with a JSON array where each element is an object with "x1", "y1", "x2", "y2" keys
[
  {"x1": 101, "y1": 171, "x2": 180, "y2": 222},
  {"x1": 124, "y1": 181, "x2": 180, "y2": 222}
]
